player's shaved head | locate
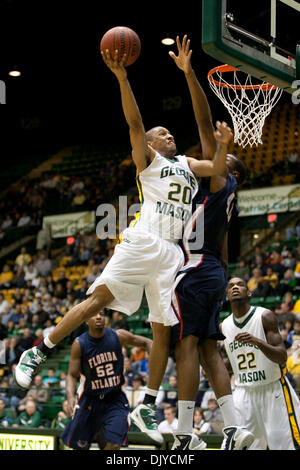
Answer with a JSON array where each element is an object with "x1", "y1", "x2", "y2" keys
[{"x1": 226, "y1": 154, "x2": 247, "y2": 184}]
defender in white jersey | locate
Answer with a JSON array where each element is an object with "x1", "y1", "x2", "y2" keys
[
  {"x1": 15, "y1": 48, "x2": 231, "y2": 405},
  {"x1": 221, "y1": 277, "x2": 300, "y2": 450}
]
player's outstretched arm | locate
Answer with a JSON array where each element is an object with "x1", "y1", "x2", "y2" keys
[
  {"x1": 66, "y1": 339, "x2": 82, "y2": 415},
  {"x1": 234, "y1": 310, "x2": 287, "y2": 365},
  {"x1": 116, "y1": 329, "x2": 152, "y2": 354},
  {"x1": 169, "y1": 35, "x2": 216, "y2": 160},
  {"x1": 101, "y1": 49, "x2": 155, "y2": 174},
  {"x1": 188, "y1": 121, "x2": 231, "y2": 177}
]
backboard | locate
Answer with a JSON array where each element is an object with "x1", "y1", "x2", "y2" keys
[{"x1": 202, "y1": 0, "x2": 300, "y2": 94}]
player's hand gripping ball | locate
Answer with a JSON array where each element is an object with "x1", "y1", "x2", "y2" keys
[{"x1": 100, "y1": 26, "x2": 141, "y2": 66}]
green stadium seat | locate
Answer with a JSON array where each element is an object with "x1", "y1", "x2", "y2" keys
[{"x1": 250, "y1": 297, "x2": 265, "y2": 306}]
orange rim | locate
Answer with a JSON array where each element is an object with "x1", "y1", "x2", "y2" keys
[{"x1": 207, "y1": 64, "x2": 277, "y2": 91}]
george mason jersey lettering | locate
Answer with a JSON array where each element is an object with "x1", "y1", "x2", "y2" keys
[
  {"x1": 76, "y1": 328, "x2": 124, "y2": 397},
  {"x1": 135, "y1": 151, "x2": 198, "y2": 241},
  {"x1": 222, "y1": 306, "x2": 283, "y2": 388}
]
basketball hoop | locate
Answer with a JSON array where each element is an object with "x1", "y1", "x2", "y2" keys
[{"x1": 207, "y1": 65, "x2": 283, "y2": 147}]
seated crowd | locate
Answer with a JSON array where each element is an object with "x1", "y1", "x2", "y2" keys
[{"x1": 0, "y1": 222, "x2": 300, "y2": 434}]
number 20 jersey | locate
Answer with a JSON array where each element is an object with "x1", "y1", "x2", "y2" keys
[
  {"x1": 222, "y1": 306, "x2": 283, "y2": 388},
  {"x1": 135, "y1": 151, "x2": 198, "y2": 242}
]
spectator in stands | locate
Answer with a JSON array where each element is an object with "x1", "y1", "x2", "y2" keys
[
  {"x1": 249, "y1": 245, "x2": 267, "y2": 269},
  {"x1": 35, "y1": 303, "x2": 49, "y2": 325},
  {"x1": 279, "y1": 328, "x2": 293, "y2": 350},
  {"x1": 75, "y1": 279, "x2": 88, "y2": 301},
  {"x1": 282, "y1": 251, "x2": 297, "y2": 270},
  {"x1": 86, "y1": 265, "x2": 100, "y2": 285},
  {"x1": 35, "y1": 251, "x2": 52, "y2": 277},
  {"x1": 55, "y1": 270, "x2": 68, "y2": 292},
  {"x1": 111, "y1": 310, "x2": 129, "y2": 331},
  {"x1": 0, "y1": 397, "x2": 14, "y2": 427},
  {"x1": 43, "y1": 319, "x2": 55, "y2": 339},
  {"x1": 275, "y1": 292, "x2": 294, "y2": 317},
  {"x1": 0, "y1": 264, "x2": 14, "y2": 289},
  {"x1": 193, "y1": 408, "x2": 211, "y2": 435},
  {"x1": 247, "y1": 268, "x2": 268, "y2": 297},
  {"x1": 51, "y1": 399, "x2": 71, "y2": 430},
  {"x1": 276, "y1": 269, "x2": 297, "y2": 296},
  {"x1": 7, "y1": 336, "x2": 21, "y2": 368},
  {"x1": 18, "y1": 375, "x2": 50, "y2": 413},
  {"x1": 8, "y1": 305, "x2": 23, "y2": 325},
  {"x1": 286, "y1": 218, "x2": 300, "y2": 240},
  {"x1": 231, "y1": 259, "x2": 250, "y2": 280},
  {"x1": 6, "y1": 320, "x2": 18, "y2": 338},
  {"x1": 72, "y1": 190, "x2": 86, "y2": 207},
  {"x1": 286, "y1": 342, "x2": 300, "y2": 389},
  {"x1": 16, "y1": 317, "x2": 29, "y2": 335},
  {"x1": 268, "y1": 250, "x2": 286, "y2": 279},
  {"x1": 24, "y1": 264, "x2": 39, "y2": 282},
  {"x1": 294, "y1": 259, "x2": 300, "y2": 279},
  {"x1": 203, "y1": 398, "x2": 224, "y2": 424},
  {"x1": 0, "y1": 293, "x2": 10, "y2": 315},
  {"x1": 157, "y1": 406, "x2": 178, "y2": 434},
  {"x1": 15, "y1": 247, "x2": 32, "y2": 268},
  {"x1": 268, "y1": 231, "x2": 284, "y2": 253},
  {"x1": 2, "y1": 214, "x2": 13, "y2": 231},
  {"x1": 42, "y1": 368, "x2": 59, "y2": 387},
  {"x1": 13, "y1": 399, "x2": 42, "y2": 428},
  {"x1": 262, "y1": 266, "x2": 279, "y2": 293},
  {"x1": 32, "y1": 328, "x2": 44, "y2": 347},
  {"x1": 200, "y1": 383, "x2": 217, "y2": 409},
  {"x1": 253, "y1": 255, "x2": 267, "y2": 276},
  {"x1": 288, "y1": 318, "x2": 300, "y2": 344},
  {"x1": 12, "y1": 266, "x2": 26, "y2": 288},
  {"x1": 36, "y1": 224, "x2": 52, "y2": 253},
  {"x1": 18, "y1": 328, "x2": 34, "y2": 353},
  {"x1": 17, "y1": 212, "x2": 32, "y2": 228},
  {"x1": 160, "y1": 375, "x2": 178, "y2": 410},
  {"x1": 124, "y1": 357, "x2": 135, "y2": 387}
]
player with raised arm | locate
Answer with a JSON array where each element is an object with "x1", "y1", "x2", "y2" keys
[
  {"x1": 15, "y1": 48, "x2": 230, "y2": 448},
  {"x1": 131, "y1": 36, "x2": 253, "y2": 451},
  {"x1": 222, "y1": 277, "x2": 300, "y2": 450},
  {"x1": 61, "y1": 310, "x2": 152, "y2": 450}
]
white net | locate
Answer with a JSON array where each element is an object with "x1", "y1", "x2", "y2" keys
[{"x1": 208, "y1": 67, "x2": 283, "y2": 147}]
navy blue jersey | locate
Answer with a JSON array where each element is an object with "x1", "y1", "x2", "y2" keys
[
  {"x1": 181, "y1": 173, "x2": 238, "y2": 261},
  {"x1": 77, "y1": 328, "x2": 125, "y2": 397}
]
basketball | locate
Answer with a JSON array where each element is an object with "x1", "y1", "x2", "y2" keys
[{"x1": 100, "y1": 26, "x2": 141, "y2": 67}]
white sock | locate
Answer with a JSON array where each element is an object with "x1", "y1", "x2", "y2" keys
[
  {"x1": 44, "y1": 336, "x2": 56, "y2": 349},
  {"x1": 177, "y1": 400, "x2": 195, "y2": 434},
  {"x1": 217, "y1": 394, "x2": 239, "y2": 427}
]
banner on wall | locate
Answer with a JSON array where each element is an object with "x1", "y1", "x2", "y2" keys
[
  {"x1": 237, "y1": 184, "x2": 300, "y2": 217},
  {"x1": 0, "y1": 433, "x2": 55, "y2": 450},
  {"x1": 43, "y1": 211, "x2": 95, "y2": 238}
]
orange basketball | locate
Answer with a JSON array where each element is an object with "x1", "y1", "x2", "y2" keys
[{"x1": 100, "y1": 26, "x2": 141, "y2": 67}]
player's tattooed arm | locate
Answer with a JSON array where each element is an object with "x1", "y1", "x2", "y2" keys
[{"x1": 117, "y1": 329, "x2": 153, "y2": 354}]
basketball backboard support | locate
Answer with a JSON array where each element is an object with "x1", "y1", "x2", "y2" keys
[{"x1": 202, "y1": 0, "x2": 300, "y2": 94}]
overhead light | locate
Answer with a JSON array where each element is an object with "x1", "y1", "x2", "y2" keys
[
  {"x1": 161, "y1": 36, "x2": 175, "y2": 46},
  {"x1": 253, "y1": 233, "x2": 260, "y2": 239},
  {"x1": 8, "y1": 69, "x2": 21, "y2": 77}
]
